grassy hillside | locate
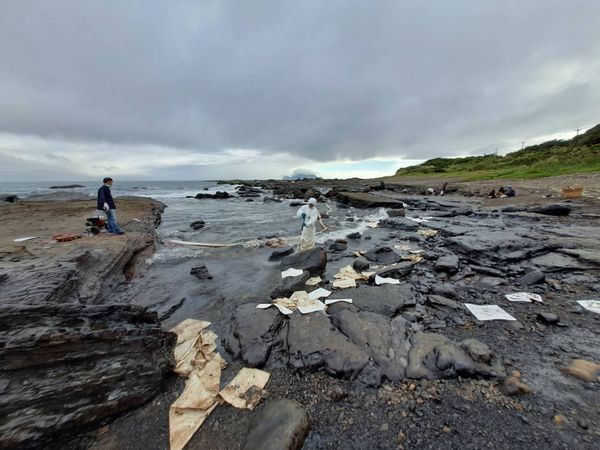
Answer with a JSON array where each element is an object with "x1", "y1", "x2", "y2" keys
[{"x1": 392, "y1": 124, "x2": 600, "y2": 180}]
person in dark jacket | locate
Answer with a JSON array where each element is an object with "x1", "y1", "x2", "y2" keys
[{"x1": 97, "y1": 177, "x2": 124, "y2": 234}]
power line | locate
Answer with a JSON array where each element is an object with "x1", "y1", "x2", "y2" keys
[{"x1": 573, "y1": 125, "x2": 593, "y2": 146}]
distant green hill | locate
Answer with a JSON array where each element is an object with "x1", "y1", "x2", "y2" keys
[{"x1": 392, "y1": 123, "x2": 600, "y2": 180}]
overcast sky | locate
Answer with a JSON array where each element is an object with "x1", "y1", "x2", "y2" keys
[{"x1": 1, "y1": 0, "x2": 599, "y2": 181}]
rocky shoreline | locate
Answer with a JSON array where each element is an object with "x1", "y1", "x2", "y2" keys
[
  {"x1": 0, "y1": 196, "x2": 175, "y2": 449},
  {"x1": 2, "y1": 178, "x2": 600, "y2": 449}
]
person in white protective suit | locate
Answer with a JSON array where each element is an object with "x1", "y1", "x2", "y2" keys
[{"x1": 296, "y1": 197, "x2": 326, "y2": 251}]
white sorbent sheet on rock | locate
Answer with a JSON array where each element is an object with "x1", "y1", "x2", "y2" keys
[
  {"x1": 325, "y1": 298, "x2": 352, "y2": 305},
  {"x1": 308, "y1": 288, "x2": 331, "y2": 300},
  {"x1": 375, "y1": 275, "x2": 401, "y2": 285},
  {"x1": 297, "y1": 299, "x2": 327, "y2": 314},
  {"x1": 505, "y1": 292, "x2": 543, "y2": 303},
  {"x1": 256, "y1": 303, "x2": 294, "y2": 315},
  {"x1": 577, "y1": 300, "x2": 600, "y2": 314},
  {"x1": 281, "y1": 268, "x2": 303, "y2": 278},
  {"x1": 13, "y1": 236, "x2": 39, "y2": 242},
  {"x1": 464, "y1": 303, "x2": 516, "y2": 321},
  {"x1": 406, "y1": 216, "x2": 433, "y2": 223}
]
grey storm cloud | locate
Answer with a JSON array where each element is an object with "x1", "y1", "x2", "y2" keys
[{"x1": 1, "y1": 0, "x2": 599, "y2": 177}]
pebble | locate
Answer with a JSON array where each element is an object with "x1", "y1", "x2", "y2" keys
[
  {"x1": 562, "y1": 359, "x2": 600, "y2": 382},
  {"x1": 553, "y1": 415, "x2": 566, "y2": 427},
  {"x1": 499, "y1": 376, "x2": 530, "y2": 396},
  {"x1": 453, "y1": 316, "x2": 466, "y2": 326},
  {"x1": 518, "y1": 415, "x2": 530, "y2": 424},
  {"x1": 509, "y1": 320, "x2": 524, "y2": 330},
  {"x1": 325, "y1": 386, "x2": 346, "y2": 402},
  {"x1": 396, "y1": 431, "x2": 406, "y2": 444},
  {"x1": 380, "y1": 423, "x2": 389, "y2": 432},
  {"x1": 537, "y1": 312, "x2": 559, "y2": 325}
]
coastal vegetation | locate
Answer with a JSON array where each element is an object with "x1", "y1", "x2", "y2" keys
[{"x1": 392, "y1": 123, "x2": 600, "y2": 180}]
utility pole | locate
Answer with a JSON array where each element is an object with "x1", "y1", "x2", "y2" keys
[
  {"x1": 573, "y1": 125, "x2": 592, "y2": 147},
  {"x1": 574, "y1": 127, "x2": 582, "y2": 146},
  {"x1": 521, "y1": 141, "x2": 525, "y2": 150}
]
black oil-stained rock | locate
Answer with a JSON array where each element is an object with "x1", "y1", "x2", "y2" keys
[
  {"x1": 427, "y1": 295, "x2": 461, "y2": 310},
  {"x1": 337, "y1": 192, "x2": 405, "y2": 209},
  {"x1": 528, "y1": 204, "x2": 571, "y2": 216},
  {"x1": 242, "y1": 399, "x2": 310, "y2": 450},
  {"x1": 537, "y1": 312, "x2": 560, "y2": 325},
  {"x1": 191, "y1": 265, "x2": 212, "y2": 280},
  {"x1": 225, "y1": 303, "x2": 283, "y2": 368},
  {"x1": 517, "y1": 269, "x2": 545, "y2": 285},
  {"x1": 330, "y1": 284, "x2": 417, "y2": 317},
  {"x1": 0, "y1": 194, "x2": 19, "y2": 203},
  {"x1": 329, "y1": 240, "x2": 348, "y2": 252},
  {"x1": 268, "y1": 245, "x2": 295, "y2": 261},
  {"x1": 0, "y1": 304, "x2": 175, "y2": 449},
  {"x1": 379, "y1": 217, "x2": 420, "y2": 231},
  {"x1": 190, "y1": 220, "x2": 206, "y2": 230},
  {"x1": 353, "y1": 257, "x2": 370, "y2": 271},
  {"x1": 286, "y1": 312, "x2": 369, "y2": 377},
  {"x1": 387, "y1": 208, "x2": 406, "y2": 217},
  {"x1": 270, "y1": 270, "x2": 311, "y2": 299},
  {"x1": 195, "y1": 191, "x2": 232, "y2": 199},
  {"x1": 406, "y1": 332, "x2": 499, "y2": 379},
  {"x1": 281, "y1": 248, "x2": 327, "y2": 275},
  {"x1": 364, "y1": 246, "x2": 401, "y2": 264},
  {"x1": 434, "y1": 254, "x2": 459, "y2": 274}
]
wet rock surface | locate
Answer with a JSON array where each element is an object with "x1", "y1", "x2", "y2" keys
[
  {"x1": 529, "y1": 204, "x2": 571, "y2": 216},
  {"x1": 268, "y1": 245, "x2": 294, "y2": 260},
  {"x1": 0, "y1": 304, "x2": 175, "y2": 449},
  {"x1": 434, "y1": 254, "x2": 460, "y2": 274},
  {"x1": 226, "y1": 303, "x2": 284, "y2": 367},
  {"x1": 49, "y1": 184, "x2": 85, "y2": 189},
  {"x1": 190, "y1": 219, "x2": 206, "y2": 230},
  {"x1": 337, "y1": 192, "x2": 405, "y2": 209},
  {"x1": 281, "y1": 247, "x2": 327, "y2": 275},
  {"x1": 352, "y1": 257, "x2": 370, "y2": 271},
  {"x1": 332, "y1": 284, "x2": 417, "y2": 317},
  {"x1": 1, "y1": 194, "x2": 19, "y2": 203},
  {"x1": 518, "y1": 269, "x2": 545, "y2": 285},
  {"x1": 195, "y1": 191, "x2": 232, "y2": 199},
  {"x1": 17, "y1": 179, "x2": 600, "y2": 450},
  {"x1": 270, "y1": 270, "x2": 311, "y2": 299},
  {"x1": 0, "y1": 197, "x2": 175, "y2": 448},
  {"x1": 214, "y1": 184, "x2": 600, "y2": 448},
  {"x1": 287, "y1": 313, "x2": 370, "y2": 377},
  {"x1": 191, "y1": 264, "x2": 213, "y2": 280},
  {"x1": 364, "y1": 246, "x2": 401, "y2": 264},
  {"x1": 386, "y1": 208, "x2": 406, "y2": 217},
  {"x1": 225, "y1": 289, "x2": 501, "y2": 385}
]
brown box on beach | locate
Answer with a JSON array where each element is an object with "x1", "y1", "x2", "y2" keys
[{"x1": 562, "y1": 186, "x2": 583, "y2": 199}]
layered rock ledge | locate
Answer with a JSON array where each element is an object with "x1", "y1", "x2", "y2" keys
[{"x1": 0, "y1": 197, "x2": 175, "y2": 448}]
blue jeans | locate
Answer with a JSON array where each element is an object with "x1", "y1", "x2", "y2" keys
[{"x1": 106, "y1": 209, "x2": 121, "y2": 233}]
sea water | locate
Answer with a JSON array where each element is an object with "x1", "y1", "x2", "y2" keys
[
  {"x1": 1, "y1": 180, "x2": 389, "y2": 325},
  {"x1": 0, "y1": 179, "x2": 387, "y2": 262}
]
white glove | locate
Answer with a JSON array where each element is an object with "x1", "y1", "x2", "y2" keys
[{"x1": 103, "y1": 202, "x2": 109, "y2": 211}]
